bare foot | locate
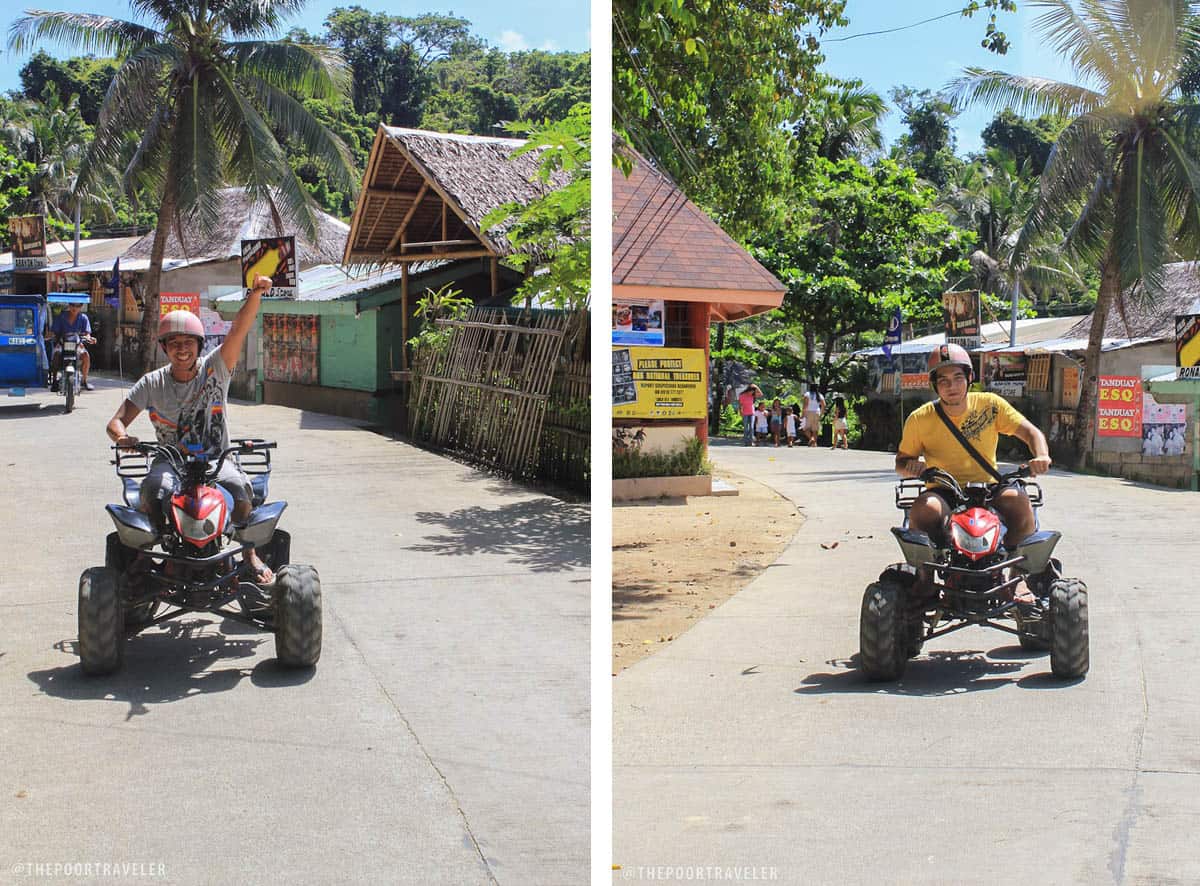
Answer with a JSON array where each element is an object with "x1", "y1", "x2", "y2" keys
[{"x1": 245, "y1": 549, "x2": 275, "y2": 584}]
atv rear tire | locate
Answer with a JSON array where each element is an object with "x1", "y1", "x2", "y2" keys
[
  {"x1": 860, "y1": 580, "x2": 907, "y2": 681},
  {"x1": 78, "y1": 567, "x2": 124, "y2": 675},
  {"x1": 274, "y1": 564, "x2": 321, "y2": 667},
  {"x1": 1049, "y1": 578, "x2": 1088, "y2": 678}
]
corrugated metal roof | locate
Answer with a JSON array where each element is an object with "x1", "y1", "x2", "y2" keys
[{"x1": 215, "y1": 261, "x2": 445, "y2": 303}]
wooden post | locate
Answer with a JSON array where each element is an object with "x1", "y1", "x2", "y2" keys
[
  {"x1": 689, "y1": 301, "x2": 710, "y2": 446},
  {"x1": 490, "y1": 257, "x2": 499, "y2": 298},
  {"x1": 401, "y1": 263, "x2": 409, "y2": 370}
]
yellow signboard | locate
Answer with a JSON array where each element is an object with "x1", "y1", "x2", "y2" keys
[{"x1": 612, "y1": 346, "x2": 707, "y2": 419}]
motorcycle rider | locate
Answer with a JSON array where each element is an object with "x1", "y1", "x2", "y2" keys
[
  {"x1": 105, "y1": 275, "x2": 274, "y2": 583},
  {"x1": 895, "y1": 343, "x2": 1051, "y2": 556},
  {"x1": 45, "y1": 299, "x2": 97, "y2": 390}
]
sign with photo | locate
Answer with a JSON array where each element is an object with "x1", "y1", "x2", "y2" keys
[
  {"x1": 942, "y1": 289, "x2": 981, "y2": 349},
  {"x1": 159, "y1": 292, "x2": 201, "y2": 317},
  {"x1": 900, "y1": 351, "x2": 930, "y2": 390},
  {"x1": 612, "y1": 298, "x2": 665, "y2": 346},
  {"x1": 612, "y1": 346, "x2": 706, "y2": 419},
  {"x1": 1097, "y1": 375, "x2": 1142, "y2": 437},
  {"x1": 982, "y1": 352, "x2": 1027, "y2": 396},
  {"x1": 241, "y1": 236, "x2": 297, "y2": 298},
  {"x1": 1176, "y1": 314, "x2": 1200, "y2": 379},
  {"x1": 612, "y1": 348, "x2": 636, "y2": 406},
  {"x1": 1141, "y1": 393, "x2": 1187, "y2": 457},
  {"x1": 9, "y1": 215, "x2": 47, "y2": 269}
]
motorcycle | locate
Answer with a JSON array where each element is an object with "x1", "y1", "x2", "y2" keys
[
  {"x1": 859, "y1": 465, "x2": 1088, "y2": 681},
  {"x1": 52, "y1": 332, "x2": 84, "y2": 413},
  {"x1": 78, "y1": 439, "x2": 321, "y2": 675}
]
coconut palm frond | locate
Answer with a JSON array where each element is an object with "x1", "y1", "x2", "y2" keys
[
  {"x1": 946, "y1": 68, "x2": 1104, "y2": 118},
  {"x1": 240, "y1": 76, "x2": 357, "y2": 195},
  {"x1": 1028, "y1": 0, "x2": 1128, "y2": 92},
  {"x1": 7, "y1": 11, "x2": 158, "y2": 57},
  {"x1": 1112, "y1": 141, "x2": 1170, "y2": 299},
  {"x1": 123, "y1": 107, "x2": 171, "y2": 199},
  {"x1": 228, "y1": 40, "x2": 351, "y2": 103},
  {"x1": 218, "y1": 0, "x2": 311, "y2": 39},
  {"x1": 95, "y1": 44, "x2": 179, "y2": 136},
  {"x1": 173, "y1": 76, "x2": 224, "y2": 239},
  {"x1": 1060, "y1": 173, "x2": 1115, "y2": 265}
]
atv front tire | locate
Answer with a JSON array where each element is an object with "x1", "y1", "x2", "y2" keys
[
  {"x1": 1049, "y1": 578, "x2": 1088, "y2": 678},
  {"x1": 78, "y1": 567, "x2": 124, "y2": 675},
  {"x1": 860, "y1": 580, "x2": 908, "y2": 681},
  {"x1": 274, "y1": 564, "x2": 321, "y2": 667}
]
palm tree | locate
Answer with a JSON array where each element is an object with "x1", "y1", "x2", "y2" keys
[
  {"x1": 805, "y1": 75, "x2": 887, "y2": 162},
  {"x1": 1, "y1": 90, "x2": 116, "y2": 254},
  {"x1": 9, "y1": 0, "x2": 358, "y2": 367},
  {"x1": 939, "y1": 148, "x2": 1084, "y2": 316},
  {"x1": 948, "y1": 0, "x2": 1200, "y2": 467}
]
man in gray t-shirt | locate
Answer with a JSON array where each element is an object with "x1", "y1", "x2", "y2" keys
[{"x1": 107, "y1": 275, "x2": 274, "y2": 581}]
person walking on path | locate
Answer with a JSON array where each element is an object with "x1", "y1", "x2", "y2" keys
[
  {"x1": 738, "y1": 383, "x2": 761, "y2": 446},
  {"x1": 803, "y1": 386, "x2": 825, "y2": 447},
  {"x1": 832, "y1": 396, "x2": 849, "y2": 449}
]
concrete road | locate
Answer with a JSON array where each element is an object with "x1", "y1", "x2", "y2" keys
[
  {"x1": 614, "y1": 439, "x2": 1200, "y2": 885},
  {"x1": 0, "y1": 376, "x2": 589, "y2": 885}
]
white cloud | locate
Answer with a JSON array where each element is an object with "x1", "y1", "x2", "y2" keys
[
  {"x1": 540, "y1": 40, "x2": 560, "y2": 51},
  {"x1": 499, "y1": 30, "x2": 529, "y2": 52}
]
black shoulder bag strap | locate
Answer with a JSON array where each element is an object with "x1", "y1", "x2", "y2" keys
[{"x1": 933, "y1": 401, "x2": 1004, "y2": 483}]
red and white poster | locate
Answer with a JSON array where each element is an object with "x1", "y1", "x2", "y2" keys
[
  {"x1": 159, "y1": 292, "x2": 201, "y2": 317},
  {"x1": 1097, "y1": 375, "x2": 1142, "y2": 437}
]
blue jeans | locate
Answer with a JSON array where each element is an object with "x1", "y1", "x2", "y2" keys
[{"x1": 742, "y1": 414, "x2": 754, "y2": 444}]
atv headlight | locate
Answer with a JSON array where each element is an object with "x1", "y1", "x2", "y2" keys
[
  {"x1": 172, "y1": 505, "x2": 217, "y2": 543},
  {"x1": 950, "y1": 522, "x2": 1000, "y2": 556}
]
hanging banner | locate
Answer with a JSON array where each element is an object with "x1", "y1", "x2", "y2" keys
[
  {"x1": 1061, "y1": 366, "x2": 1081, "y2": 409},
  {"x1": 9, "y1": 215, "x2": 47, "y2": 269},
  {"x1": 241, "y1": 236, "x2": 297, "y2": 298},
  {"x1": 1097, "y1": 375, "x2": 1142, "y2": 437},
  {"x1": 159, "y1": 292, "x2": 201, "y2": 317},
  {"x1": 983, "y1": 352, "x2": 1027, "y2": 396},
  {"x1": 942, "y1": 289, "x2": 981, "y2": 350},
  {"x1": 1176, "y1": 314, "x2": 1200, "y2": 379},
  {"x1": 1141, "y1": 392, "x2": 1187, "y2": 456},
  {"x1": 612, "y1": 298, "x2": 665, "y2": 346},
  {"x1": 612, "y1": 346, "x2": 707, "y2": 419}
]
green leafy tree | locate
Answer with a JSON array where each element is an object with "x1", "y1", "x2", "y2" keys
[
  {"x1": 889, "y1": 86, "x2": 963, "y2": 188},
  {"x1": 18, "y1": 51, "x2": 121, "y2": 125},
  {"x1": 10, "y1": 0, "x2": 359, "y2": 366},
  {"x1": 484, "y1": 102, "x2": 590, "y2": 313},
  {"x1": 980, "y1": 108, "x2": 1068, "y2": 174},
  {"x1": 948, "y1": 0, "x2": 1200, "y2": 467},
  {"x1": 613, "y1": 0, "x2": 848, "y2": 236},
  {"x1": 752, "y1": 158, "x2": 975, "y2": 387},
  {"x1": 0, "y1": 143, "x2": 35, "y2": 248}
]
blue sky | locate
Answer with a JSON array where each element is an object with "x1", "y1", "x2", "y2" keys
[
  {"x1": 818, "y1": 1, "x2": 1081, "y2": 155},
  {"x1": 0, "y1": 0, "x2": 590, "y2": 95}
]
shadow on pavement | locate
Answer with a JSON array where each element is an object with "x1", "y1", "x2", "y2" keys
[
  {"x1": 29, "y1": 619, "x2": 312, "y2": 719},
  {"x1": 409, "y1": 498, "x2": 589, "y2": 572},
  {"x1": 795, "y1": 650, "x2": 1042, "y2": 696}
]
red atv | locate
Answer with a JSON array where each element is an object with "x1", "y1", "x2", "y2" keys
[
  {"x1": 859, "y1": 466, "x2": 1088, "y2": 681},
  {"x1": 78, "y1": 440, "x2": 321, "y2": 675}
]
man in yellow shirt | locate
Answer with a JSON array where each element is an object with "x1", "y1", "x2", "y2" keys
[{"x1": 895, "y1": 343, "x2": 1051, "y2": 550}]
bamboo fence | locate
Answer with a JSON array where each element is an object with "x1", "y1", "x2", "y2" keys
[{"x1": 409, "y1": 307, "x2": 589, "y2": 491}]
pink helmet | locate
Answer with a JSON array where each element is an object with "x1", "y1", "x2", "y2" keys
[
  {"x1": 927, "y1": 342, "x2": 974, "y2": 388},
  {"x1": 158, "y1": 309, "x2": 205, "y2": 346}
]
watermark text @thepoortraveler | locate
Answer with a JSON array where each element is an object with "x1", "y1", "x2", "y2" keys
[
  {"x1": 617, "y1": 865, "x2": 780, "y2": 881},
  {"x1": 11, "y1": 861, "x2": 166, "y2": 879}
]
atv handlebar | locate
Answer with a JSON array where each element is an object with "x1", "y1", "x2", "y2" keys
[
  {"x1": 111, "y1": 439, "x2": 276, "y2": 480},
  {"x1": 919, "y1": 464, "x2": 1032, "y2": 503}
]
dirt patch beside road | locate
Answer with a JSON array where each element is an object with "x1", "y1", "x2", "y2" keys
[{"x1": 612, "y1": 469, "x2": 801, "y2": 673}]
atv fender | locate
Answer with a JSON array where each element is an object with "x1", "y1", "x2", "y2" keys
[
  {"x1": 1012, "y1": 530, "x2": 1061, "y2": 575},
  {"x1": 890, "y1": 527, "x2": 936, "y2": 568},
  {"x1": 234, "y1": 501, "x2": 287, "y2": 548},
  {"x1": 879, "y1": 564, "x2": 917, "y2": 586},
  {"x1": 105, "y1": 504, "x2": 157, "y2": 549}
]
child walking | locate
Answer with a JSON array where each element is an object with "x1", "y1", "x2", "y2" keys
[
  {"x1": 832, "y1": 396, "x2": 849, "y2": 450},
  {"x1": 784, "y1": 407, "x2": 798, "y2": 447}
]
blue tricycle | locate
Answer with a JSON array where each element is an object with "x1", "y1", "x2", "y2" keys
[{"x1": 0, "y1": 293, "x2": 89, "y2": 412}]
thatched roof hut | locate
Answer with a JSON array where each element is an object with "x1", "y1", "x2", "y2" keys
[
  {"x1": 343, "y1": 126, "x2": 565, "y2": 266},
  {"x1": 1067, "y1": 261, "x2": 1200, "y2": 339},
  {"x1": 123, "y1": 187, "x2": 349, "y2": 268}
]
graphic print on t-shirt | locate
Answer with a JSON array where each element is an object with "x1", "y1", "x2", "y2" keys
[
  {"x1": 959, "y1": 403, "x2": 1000, "y2": 442},
  {"x1": 148, "y1": 365, "x2": 228, "y2": 455}
]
